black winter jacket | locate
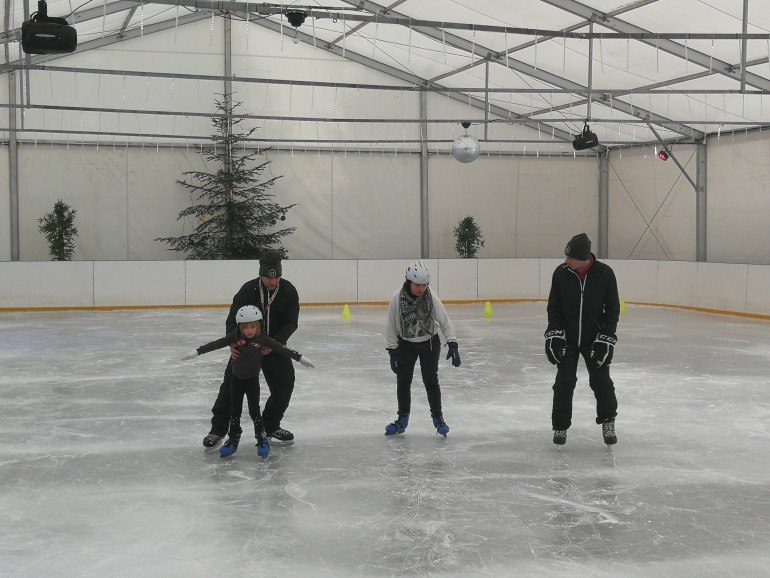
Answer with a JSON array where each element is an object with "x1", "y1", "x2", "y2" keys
[
  {"x1": 225, "y1": 278, "x2": 300, "y2": 344},
  {"x1": 196, "y1": 329, "x2": 302, "y2": 379},
  {"x1": 546, "y1": 256, "x2": 620, "y2": 349}
]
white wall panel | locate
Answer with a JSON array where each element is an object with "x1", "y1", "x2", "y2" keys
[
  {"x1": 539, "y1": 259, "x2": 564, "y2": 299},
  {"x1": 0, "y1": 262, "x2": 93, "y2": 308},
  {"x1": 93, "y1": 261, "x2": 185, "y2": 307},
  {"x1": 607, "y1": 259, "x2": 659, "y2": 303},
  {"x1": 329, "y1": 154, "x2": 420, "y2": 259},
  {"x1": 696, "y1": 262, "x2": 748, "y2": 311},
  {"x1": 429, "y1": 155, "x2": 598, "y2": 259},
  {"x1": 270, "y1": 152, "x2": 333, "y2": 259},
  {"x1": 478, "y1": 258, "x2": 540, "y2": 300},
  {"x1": 284, "y1": 259, "x2": 357, "y2": 304},
  {"x1": 608, "y1": 146, "x2": 697, "y2": 261},
  {"x1": 747, "y1": 265, "x2": 770, "y2": 316},
  {"x1": 707, "y1": 131, "x2": 770, "y2": 265},
  {"x1": 436, "y1": 259, "x2": 478, "y2": 301},
  {"x1": 2, "y1": 260, "x2": 770, "y2": 318},
  {"x1": 185, "y1": 260, "x2": 257, "y2": 307},
  {"x1": 658, "y1": 261, "x2": 698, "y2": 307},
  {"x1": 357, "y1": 259, "x2": 412, "y2": 303},
  {"x1": 515, "y1": 159, "x2": 599, "y2": 258}
]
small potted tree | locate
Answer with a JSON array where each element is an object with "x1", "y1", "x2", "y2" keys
[
  {"x1": 38, "y1": 199, "x2": 78, "y2": 261},
  {"x1": 453, "y1": 215, "x2": 485, "y2": 258}
]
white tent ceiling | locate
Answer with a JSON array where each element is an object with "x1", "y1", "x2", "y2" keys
[{"x1": 3, "y1": 0, "x2": 770, "y2": 152}]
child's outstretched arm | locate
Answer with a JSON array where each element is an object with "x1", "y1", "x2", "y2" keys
[
  {"x1": 181, "y1": 331, "x2": 238, "y2": 361},
  {"x1": 257, "y1": 334, "x2": 314, "y2": 368}
]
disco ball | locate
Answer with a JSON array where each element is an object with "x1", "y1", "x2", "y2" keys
[{"x1": 451, "y1": 134, "x2": 480, "y2": 164}]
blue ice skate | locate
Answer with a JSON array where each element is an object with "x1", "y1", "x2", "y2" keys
[
  {"x1": 432, "y1": 416, "x2": 449, "y2": 438},
  {"x1": 384, "y1": 414, "x2": 409, "y2": 436},
  {"x1": 219, "y1": 434, "x2": 241, "y2": 458},
  {"x1": 256, "y1": 432, "x2": 270, "y2": 459}
]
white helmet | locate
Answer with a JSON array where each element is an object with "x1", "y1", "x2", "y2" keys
[
  {"x1": 236, "y1": 305, "x2": 263, "y2": 324},
  {"x1": 405, "y1": 260, "x2": 430, "y2": 284}
]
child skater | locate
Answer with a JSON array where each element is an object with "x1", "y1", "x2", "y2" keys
[{"x1": 182, "y1": 305, "x2": 314, "y2": 459}]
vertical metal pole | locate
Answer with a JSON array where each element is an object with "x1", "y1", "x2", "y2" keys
[
  {"x1": 586, "y1": 20, "x2": 594, "y2": 120},
  {"x1": 420, "y1": 89, "x2": 429, "y2": 258},
  {"x1": 484, "y1": 60, "x2": 489, "y2": 141},
  {"x1": 696, "y1": 142, "x2": 708, "y2": 262},
  {"x1": 740, "y1": 0, "x2": 749, "y2": 92},
  {"x1": 6, "y1": 0, "x2": 20, "y2": 260},
  {"x1": 598, "y1": 152, "x2": 609, "y2": 258}
]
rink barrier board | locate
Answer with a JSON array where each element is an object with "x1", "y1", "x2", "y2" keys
[{"x1": 0, "y1": 259, "x2": 769, "y2": 319}]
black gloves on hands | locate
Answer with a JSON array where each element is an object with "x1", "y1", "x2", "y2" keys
[
  {"x1": 544, "y1": 329, "x2": 566, "y2": 365},
  {"x1": 591, "y1": 333, "x2": 617, "y2": 369},
  {"x1": 388, "y1": 348, "x2": 400, "y2": 374},
  {"x1": 446, "y1": 341, "x2": 461, "y2": 367}
]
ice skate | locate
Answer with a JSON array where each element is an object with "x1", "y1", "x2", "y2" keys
[
  {"x1": 202, "y1": 432, "x2": 224, "y2": 448},
  {"x1": 602, "y1": 421, "x2": 617, "y2": 445},
  {"x1": 553, "y1": 430, "x2": 567, "y2": 445},
  {"x1": 266, "y1": 427, "x2": 295, "y2": 444},
  {"x1": 256, "y1": 432, "x2": 270, "y2": 460},
  {"x1": 219, "y1": 434, "x2": 241, "y2": 458},
  {"x1": 432, "y1": 415, "x2": 449, "y2": 438},
  {"x1": 384, "y1": 414, "x2": 409, "y2": 436}
]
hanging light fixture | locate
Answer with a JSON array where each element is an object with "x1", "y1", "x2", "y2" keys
[
  {"x1": 658, "y1": 148, "x2": 669, "y2": 161},
  {"x1": 572, "y1": 121, "x2": 599, "y2": 151},
  {"x1": 451, "y1": 121, "x2": 480, "y2": 164}
]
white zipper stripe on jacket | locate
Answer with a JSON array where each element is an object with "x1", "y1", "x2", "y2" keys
[{"x1": 568, "y1": 268, "x2": 587, "y2": 346}]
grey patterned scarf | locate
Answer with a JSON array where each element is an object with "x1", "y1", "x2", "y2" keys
[{"x1": 399, "y1": 283, "x2": 434, "y2": 339}]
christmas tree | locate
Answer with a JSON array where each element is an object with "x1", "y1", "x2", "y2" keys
[{"x1": 156, "y1": 95, "x2": 295, "y2": 259}]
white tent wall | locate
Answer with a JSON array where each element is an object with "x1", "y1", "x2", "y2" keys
[
  {"x1": 707, "y1": 130, "x2": 770, "y2": 265},
  {"x1": 428, "y1": 154, "x2": 599, "y2": 258},
  {"x1": 607, "y1": 145, "x2": 698, "y2": 261}
]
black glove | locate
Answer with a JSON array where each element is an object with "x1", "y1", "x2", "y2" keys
[
  {"x1": 446, "y1": 341, "x2": 461, "y2": 367},
  {"x1": 387, "y1": 348, "x2": 400, "y2": 374},
  {"x1": 590, "y1": 333, "x2": 617, "y2": 368},
  {"x1": 544, "y1": 329, "x2": 566, "y2": 365}
]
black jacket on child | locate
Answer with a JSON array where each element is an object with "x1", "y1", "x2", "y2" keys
[{"x1": 196, "y1": 330, "x2": 302, "y2": 379}]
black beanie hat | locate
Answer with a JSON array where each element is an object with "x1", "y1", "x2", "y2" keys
[
  {"x1": 259, "y1": 252, "x2": 283, "y2": 278},
  {"x1": 564, "y1": 233, "x2": 592, "y2": 261}
]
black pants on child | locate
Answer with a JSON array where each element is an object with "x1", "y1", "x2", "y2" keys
[
  {"x1": 227, "y1": 374, "x2": 265, "y2": 438},
  {"x1": 551, "y1": 346, "x2": 617, "y2": 431},
  {"x1": 395, "y1": 334, "x2": 443, "y2": 418},
  {"x1": 211, "y1": 353, "x2": 295, "y2": 436}
]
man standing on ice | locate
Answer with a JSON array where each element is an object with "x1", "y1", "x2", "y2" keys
[{"x1": 544, "y1": 233, "x2": 620, "y2": 446}]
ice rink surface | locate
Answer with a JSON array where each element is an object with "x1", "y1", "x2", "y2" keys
[{"x1": 1, "y1": 302, "x2": 770, "y2": 577}]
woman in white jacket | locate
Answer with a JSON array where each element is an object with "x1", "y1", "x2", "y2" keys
[{"x1": 384, "y1": 261, "x2": 461, "y2": 438}]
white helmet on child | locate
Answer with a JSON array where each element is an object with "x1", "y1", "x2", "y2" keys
[
  {"x1": 236, "y1": 305, "x2": 263, "y2": 324},
  {"x1": 405, "y1": 260, "x2": 430, "y2": 284}
]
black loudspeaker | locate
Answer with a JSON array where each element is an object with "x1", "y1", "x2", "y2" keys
[
  {"x1": 572, "y1": 124, "x2": 599, "y2": 151},
  {"x1": 22, "y1": 18, "x2": 77, "y2": 55}
]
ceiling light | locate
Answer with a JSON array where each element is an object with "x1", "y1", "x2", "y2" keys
[
  {"x1": 658, "y1": 148, "x2": 669, "y2": 161},
  {"x1": 572, "y1": 122, "x2": 598, "y2": 151}
]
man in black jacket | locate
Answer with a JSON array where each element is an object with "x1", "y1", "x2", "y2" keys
[
  {"x1": 203, "y1": 252, "x2": 301, "y2": 447},
  {"x1": 544, "y1": 233, "x2": 620, "y2": 446}
]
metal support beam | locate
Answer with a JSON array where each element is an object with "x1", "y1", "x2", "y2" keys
[
  {"x1": 598, "y1": 152, "x2": 609, "y2": 258},
  {"x1": 419, "y1": 90, "x2": 429, "y2": 258},
  {"x1": 5, "y1": 0, "x2": 19, "y2": 260},
  {"x1": 646, "y1": 122, "x2": 697, "y2": 190},
  {"x1": 696, "y1": 142, "x2": 708, "y2": 262},
  {"x1": 541, "y1": 0, "x2": 770, "y2": 92},
  {"x1": 741, "y1": 0, "x2": 749, "y2": 92}
]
